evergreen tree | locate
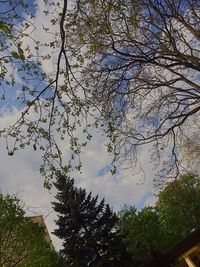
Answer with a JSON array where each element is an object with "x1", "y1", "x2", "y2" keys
[{"x1": 52, "y1": 172, "x2": 131, "y2": 267}]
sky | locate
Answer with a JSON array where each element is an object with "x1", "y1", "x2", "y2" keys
[
  {"x1": 0, "y1": 109, "x2": 157, "y2": 249},
  {"x1": 0, "y1": 0, "x2": 158, "y2": 250}
]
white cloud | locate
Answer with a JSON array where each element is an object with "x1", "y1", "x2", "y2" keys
[
  {"x1": 0, "y1": 0, "x2": 158, "y2": 251},
  {"x1": 0, "y1": 140, "x2": 62, "y2": 249},
  {"x1": 18, "y1": 0, "x2": 59, "y2": 74},
  {"x1": 72, "y1": 131, "x2": 156, "y2": 210},
  {"x1": 0, "y1": 106, "x2": 156, "y2": 250}
]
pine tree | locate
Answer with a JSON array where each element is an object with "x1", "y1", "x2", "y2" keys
[{"x1": 52, "y1": 172, "x2": 131, "y2": 267}]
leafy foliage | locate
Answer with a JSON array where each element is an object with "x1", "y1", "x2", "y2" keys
[
  {"x1": 118, "y1": 174, "x2": 200, "y2": 266},
  {"x1": 118, "y1": 206, "x2": 168, "y2": 266},
  {"x1": 52, "y1": 171, "x2": 132, "y2": 267},
  {"x1": 0, "y1": 194, "x2": 63, "y2": 267},
  {"x1": 157, "y1": 174, "x2": 200, "y2": 244}
]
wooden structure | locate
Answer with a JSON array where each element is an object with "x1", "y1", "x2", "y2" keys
[{"x1": 145, "y1": 229, "x2": 200, "y2": 267}]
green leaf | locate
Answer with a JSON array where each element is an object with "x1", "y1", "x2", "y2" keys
[
  {"x1": 19, "y1": 53, "x2": 25, "y2": 61},
  {"x1": 11, "y1": 51, "x2": 25, "y2": 61},
  {"x1": 11, "y1": 51, "x2": 20, "y2": 59},
  {"x1": 0, "y1": 21, "x2": 11, "y2": 33},
  {"x1": 9, "y1": 34, "x2": 14, "y2": 40}
]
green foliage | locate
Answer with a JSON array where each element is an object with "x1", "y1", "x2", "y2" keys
[
  {"x1": 0, "y1": 194, "x2": 63, "y2": 267},
  {"x1": 52, "y1": 172, "x2": 132, "y2": 267},
  {"x1": 118, "y1": 174, "x2": 200, "y2": 266},
  {"x1": 0, "y1": 20, "x2": 11, "y2": 33},
  {"x1": 157, "y1": 174, "x2": 200, "y2": 245},
  {"x1": 11, "y1": 50, "x2": 25, "y2": 61},
  {"x1": 118, "y1": 206, "x2": 167, "y2": 266}
]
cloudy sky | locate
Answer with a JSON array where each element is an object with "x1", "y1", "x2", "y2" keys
[
  {"x1": 0, "y1": 110, "x2": 156, "y2": 249},
  {"x1": 0, "y1": 0, "x2": 157, "y2": 250}
]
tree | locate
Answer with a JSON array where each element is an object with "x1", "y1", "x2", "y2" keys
[
  {"x1": 157, "y1": 173, "x2": 200, "y2": 244},
  {"x1": 1, "y1": 0, "x2": 200, "y2": 182},
  {"x1": 62, "y1": 0, "x2": 200, "y2": 178},
  {"x1": 118, "y1": 174, "x2": 200, "y2": 266},
  {"x1": 118, "y1": 206, "x2": 167, "y2": 266},
  {"x1": 52, "y1": 172, "x2": 132, "y2": 267},
  {"x1": 0, "y1": 193, "x2": 63, "y2": 267},
  {"x1": 180, "y1": 131, "x2": 200, "y2": 172}
]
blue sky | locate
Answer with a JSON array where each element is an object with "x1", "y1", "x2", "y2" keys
[{"x1": 0, "y1": 0, "x2": 157, "y2": 249}]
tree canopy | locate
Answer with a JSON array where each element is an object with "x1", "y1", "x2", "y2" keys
[
  {"x1": 118, "y1": 173, "x2": 200, "y2": 266},
  {"x1": 0, "y1": 193, "x2": 64, "y2": 267},
  {"x1": 157, "y1": 173, "x2": 200, "y2": 243},
  {"x1": 1, "y1": 0, "x2": 200, "y2": 182},
  {"x1": 118, "y1": 206, "x2": 168, "y2": 266}
]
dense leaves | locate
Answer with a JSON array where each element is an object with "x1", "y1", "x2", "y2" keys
[
  {"x1": 52, "y1": 172, "x2": 132, "y2": 267},
  {"x1": 0, "y1": 194, "x2": 64, "y2": 267},
  {"x1": 118, "y1": 206, "x2": 168, "y2": 266},
  {"x1": 118, "y1": 174, "x2": 200, "y2": 266},
  {"x1": 157, "y1": 174, "x2": 200, "y2": 244}
]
